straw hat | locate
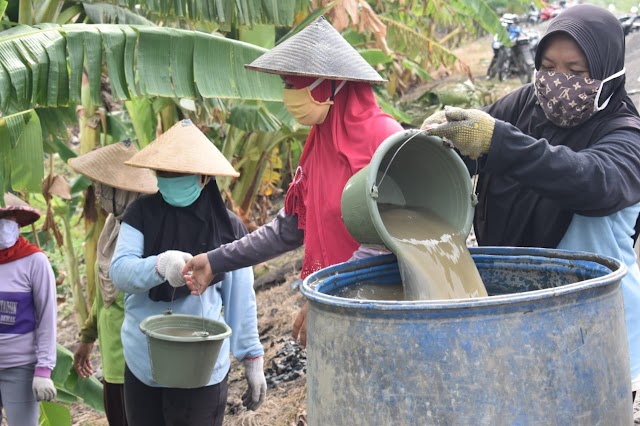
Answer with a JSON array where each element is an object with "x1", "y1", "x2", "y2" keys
[
  {"x1": 68, "y1": 140, "x2": 158, "y2": 193},
  {"x1": 0, "y1": 193, "x2": 41, "y2": 227},
  {"x1": 244, "y1": 16, "x2": 386, "y2": 84},
  {"x1": 125, "y1": 120, "x2": 239, "y2": 177}
]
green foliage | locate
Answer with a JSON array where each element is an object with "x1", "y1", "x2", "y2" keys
[
  {"x1": 51, "y1": 344, "x2": 105, "y2": 412},
  {"x1": 0, "y1": 109, "x2": 44, "y2": 198},
  {"x1": 40, "y1": 401, "x2": 72, "y2": 426},
  {"x1": 79, "y1": 0, "x2": 296, "y2": 29},
  {"x1": 83, "y1": 2, "x2": 155, "y2": 25},
  {"x1": 0, "y1": 24, "x2": 284, "y2": 113}
]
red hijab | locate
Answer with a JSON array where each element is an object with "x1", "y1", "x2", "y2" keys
[
  {"x1": 0, "y1": 236, "x2": 42, "y2": 264},
  {"x1": 284, "y1": 76, "x2": 403, "y2": 278}
]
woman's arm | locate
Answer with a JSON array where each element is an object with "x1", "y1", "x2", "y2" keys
[
  {"x1": 221, "y1": 267, "x2": 264, "y2": 361},
  {"x1": 31, "y1": 253, "x2": 57, "y2": 377},
  {"x1": 486, "y1": 123, "x2": 640, "y2": 216},
  {"x1": 208, "y1": 208, "x2": 304, "y2": 274},
  {"x1": 110, "y1": 223, "x2": 164, "y2": 294}
]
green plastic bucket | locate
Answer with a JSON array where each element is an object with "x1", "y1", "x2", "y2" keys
[
  {"x1": 341, "y1": 129, "x2": 475, "y2": 248},
  {"x1": 139, "y1": 313, "x2": 231, "y2": 388}
]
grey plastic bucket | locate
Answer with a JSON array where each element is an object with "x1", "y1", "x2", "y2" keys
[
  {"x1": 341, "y1": 129, "x2": 475, "y2": 247},
  {"x1": 139, "y1": 313, "x2": 231, "y2": 388},
  {"x1": 301, "y1": 247, "x2": 631, "y2": 425}
]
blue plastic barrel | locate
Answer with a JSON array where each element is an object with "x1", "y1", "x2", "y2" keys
[{"x1": 301, "y1": 247, "x2": 631, "y2": 425}]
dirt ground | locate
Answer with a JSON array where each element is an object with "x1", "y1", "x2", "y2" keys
[{"x1": 51, "y1": 27, "x2": 640, "y2": 426}]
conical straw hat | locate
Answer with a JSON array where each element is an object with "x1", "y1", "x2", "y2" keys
[
  {"x1": 245, "y1": 16, "x2": 386, "y2": 84},
  {"x1": 0, "y1": 193, "x2": 41, "y2": 227},
  {"x1": 68, "y1": 140, "x2": 158, "y2": 193},
  {"x1": 125, "y1": 120, "x2": 239, "y2": 177}
]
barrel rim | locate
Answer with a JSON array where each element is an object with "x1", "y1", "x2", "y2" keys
[
  {"x1": 139, "y1": 313, "x2": 232, "y2": 343},
  {"x1": 300, "y1": 247, "x2": 627, "y2": 310}
]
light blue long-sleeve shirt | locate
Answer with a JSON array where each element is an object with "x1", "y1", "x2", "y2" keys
[
  {"x1": 557, "y1": 202, "x2": 640, "y2": 391},
  {"x1": 110, "y1": 222, "x2": 263, "y2": 387}
]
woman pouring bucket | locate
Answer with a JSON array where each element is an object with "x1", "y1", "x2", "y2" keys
[
  {"x1": 110, "y1": 120, "x2": 266, "y2": 425},
  {"x1": 182, "y1": 16, "x2": 403, "y2": 347}
]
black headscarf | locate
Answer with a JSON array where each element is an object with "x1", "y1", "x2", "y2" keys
[
  {"x1": 122, "y1": 179, "x2": 245, "y2": 302},
  {"x1": 476, "y1": 4, "x2": 640, "y2": 248}
]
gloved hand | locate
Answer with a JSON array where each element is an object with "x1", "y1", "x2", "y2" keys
[
  {"x1": 242, "y1": 357, "x2": 267, "y2": 411},
  {"x1": 156, "y1": 250, "x2": 193, "y2": 287},
  {"x1": 32, "y1": 376, "x2": 56, "y2": 401},
  {"x1": 420, "y1": 110, "x2": 447, "y2": 129},
  {"x1": 421, "y1": 107, "x2": 495, "y2": 160}
]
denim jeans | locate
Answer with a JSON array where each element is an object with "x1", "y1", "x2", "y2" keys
[{"x1": 0, "y1": 363, "x2": 38, "y2": 426}]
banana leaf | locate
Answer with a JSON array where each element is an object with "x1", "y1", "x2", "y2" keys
[
  {"x1": 83, "y1": 2, "x2": 155, "y2": 25},
  {"x1": 78, "y1": 0, "x2": 295, "y2": 28},
  {"x1": 0, "y1": 23, "x2": 284, "y2": 113},
  {"x1": 51, "y1": 344, "x2": 105, "y2": 412},
  {"x1": 0, "y1": 109, "x2": 43, "y2": 198},
  {"x1": 39, "y1": 401, "x2": 72, "y2": 426}
]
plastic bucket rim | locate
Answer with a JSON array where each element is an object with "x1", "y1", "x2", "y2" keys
[
  {"x1": 365, "y1": 129, "x2": 475, "y2": 245},
  {"x1": 300, "y1": 247, "x2": 627, "y2": 311},
  {"x1": 139, "y1": 313, "x2": 232, "y2": 343}
]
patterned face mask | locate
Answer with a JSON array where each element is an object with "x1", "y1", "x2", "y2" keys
[{"x1": 534, "y1": 68, "x2": 626, "y2": 128}]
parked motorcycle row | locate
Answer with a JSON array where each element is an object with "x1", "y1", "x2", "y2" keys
[
  {"x1": 619, "y1": 8, "x2": 640, "y2": 36},
  {"x1": 486, "y1": 2, "x2": 577, "y2": 84},
  {"x1": 486, "y1": 13, "x2": 539, "y2": 84}
]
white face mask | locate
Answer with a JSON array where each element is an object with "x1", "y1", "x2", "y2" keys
[{"x1": 0, "y1": 219, "x2": 19, "y2": 249}]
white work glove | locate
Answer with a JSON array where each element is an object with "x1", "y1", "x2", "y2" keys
[
  {"x1": 32, "y1": 376, "x2": 56, "y2": 401},
  {"x1": 242, "y1": 357, "x2": 267, "y2": 411},
  {"x1": 156, "y1": 250, "x2": 193, "y2": 287}
]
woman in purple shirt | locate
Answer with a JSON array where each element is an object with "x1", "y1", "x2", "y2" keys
[{"x1": 0, "y1": 193, "x2": 57, "y2": 425}]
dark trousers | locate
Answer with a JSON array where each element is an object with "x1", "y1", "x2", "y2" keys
[
  {"x1": 124, "y1": 365, "x2": 227, "y2": 426},
  {"x1": 103, "y1": 380, "x2": 127, "y2": 426}
]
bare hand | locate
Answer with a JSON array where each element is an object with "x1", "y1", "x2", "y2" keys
[
  {"x1": 73, "y1": 342, "x2": 94, "y2": 378},
  {"x1": 292, "y1": 302, "x2": 309, "y2": 348},
  {"x1": 182, "y1": 253, "x2": 213, "y2": 295}
]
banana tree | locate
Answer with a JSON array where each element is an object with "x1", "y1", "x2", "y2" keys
[{"x1": 0, "y1": 23, "x2": 284, "y2": 195}]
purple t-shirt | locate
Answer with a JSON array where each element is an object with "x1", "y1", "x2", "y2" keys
[{"x1": 0, "y1": 252, "x2": 56, "y2": 376}]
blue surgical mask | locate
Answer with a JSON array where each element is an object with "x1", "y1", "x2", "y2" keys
[
  {"x1": 0, "y1": 219, "x2": 19, "y2": 249},
  {"x1": 157, "y1": 175, "x2": 203, "y2": 207}
]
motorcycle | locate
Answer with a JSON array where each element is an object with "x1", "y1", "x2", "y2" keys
[
  {"x1": 526, "y1": 3, "x2": 541, "y2": 25},
  {"x1": 619, "y1": 11, "x2": 640, "y2": 36},
  {"x1": 487, "y1": 16, "x2": 539, "y2": 84}
]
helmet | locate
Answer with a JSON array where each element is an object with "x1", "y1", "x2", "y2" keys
[{"x1": 501, "y1": 13, "x2": 519, "y2": 25}]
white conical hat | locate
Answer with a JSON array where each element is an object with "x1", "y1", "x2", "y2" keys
[
  {"x1": 245, "y1": 16, "x2": 386, "y2": 84},
  {"x1": 125, "y1": 120, "x2": 239, "y2": 177},
  {"x1": 68, "y1": 140, "x2": 158, "y2": 193}
]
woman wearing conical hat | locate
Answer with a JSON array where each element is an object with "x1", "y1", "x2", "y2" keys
[
  {"x1": 68, "y1": 140, "x2": 157, "y2": 426},
  {"x1": 0, "y1": 194, "x2": 57, "y2": 425},
  {"x1": 109, "y1": 120, "x2": 266, "y2": 425},
  {"x1": 184, "y1": 17, "x2": 403, "y2": 346}
]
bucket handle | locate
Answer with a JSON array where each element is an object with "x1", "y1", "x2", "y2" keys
[
  {"x1": 372, "y1": 130, "x2": 430, "y2": 199},
  {"x1": 164, "y1": 273, "x2": 209, "y2": 337}
]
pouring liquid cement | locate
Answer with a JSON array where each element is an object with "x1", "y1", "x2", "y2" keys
[
  {"x1": 338, "y1": 204, "x2": 487, "y2": 301},
  {"x1": 379, "y1": 203, "x2": 487, "y2": 300}
]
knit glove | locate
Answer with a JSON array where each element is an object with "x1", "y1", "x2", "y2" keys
[
  {"x1": 422, "y1": 107, "x2": 495, "y2": 160},
  {"x1": 156, "y1": 250, "x2": 193, "y2": 287},
  {"x1": 420, "y1": 110, "x2": 448, "y2": 129},
  {"x1": 242, "y1": 357, "x2": 267, "y2": 411},
  {"x1": 32, "y1": 376, "x2": 56, "y2": 401}
]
